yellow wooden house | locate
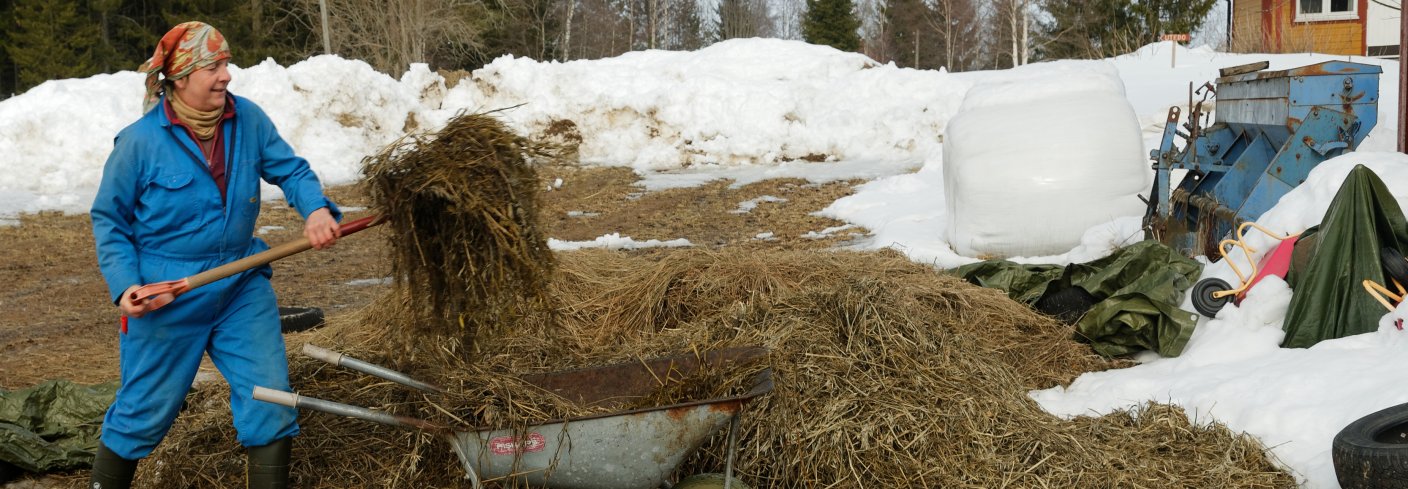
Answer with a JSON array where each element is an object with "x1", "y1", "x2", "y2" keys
[{"x1": 1232, "y1": 0, "x2": 1401, "y2": 58}]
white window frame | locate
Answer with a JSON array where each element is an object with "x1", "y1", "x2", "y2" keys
[{"x1": 1295, "y1": 0, "x2": 1360, "y2": 22}]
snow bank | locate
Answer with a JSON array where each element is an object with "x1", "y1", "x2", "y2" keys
[
  {"x1": 943, "y1": 61, "x2": 1148, "y2": 257},
  {"x1": 230, "y1": 56, "x2": 428, "y2": 186},
  {"x1": 0, "y1": 72, "x2": 145, "y2": 215},
  {"x1": 431, "y1": 38, "x2": 967, "y2": 170}
]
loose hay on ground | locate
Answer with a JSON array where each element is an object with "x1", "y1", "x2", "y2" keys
[{"x1": 135, "y1": 249, "x2": 1295, "y2": 488}]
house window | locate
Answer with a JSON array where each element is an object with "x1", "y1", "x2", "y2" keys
[{"x1": 1296, "y1": 0, "x2": 1358, "y2": 22}]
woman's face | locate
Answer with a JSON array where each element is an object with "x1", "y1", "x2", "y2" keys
[{"x1": 172, "y1": 59, "x2": 230, "y2": 111}]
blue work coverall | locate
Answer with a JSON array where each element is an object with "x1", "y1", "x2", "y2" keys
[{"x1": 90, "y1": 94, "x2": 340, "y2": 460}]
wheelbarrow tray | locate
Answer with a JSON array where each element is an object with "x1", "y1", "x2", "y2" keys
[{"x1": 450, "y1": 346, "x2": 772, "y2": 489}]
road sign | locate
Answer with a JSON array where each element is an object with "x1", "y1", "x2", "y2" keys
[{"x1": 1162, "y1": 33, "x2": 1191, "y2": 42}]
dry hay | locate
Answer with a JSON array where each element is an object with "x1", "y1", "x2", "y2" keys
[
  {"x1": 132, "y1": 249, "x2": 1295, "y2": 488},
  {"x1": 362, "y1": 111, "x2": 557, "y2": 355}
]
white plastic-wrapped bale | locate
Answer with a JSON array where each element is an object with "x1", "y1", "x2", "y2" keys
[{"x1": 943, "y1": 61, "x2": 1148, "y2": 258}]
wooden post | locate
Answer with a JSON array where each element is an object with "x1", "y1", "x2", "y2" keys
[
  {"x1": 1160, "y1": 34, "x2": 1188, "y2": 68},
  {"x1": 1399, "y1": 0, "x2": 1407, "y2": 152},
  {"x1": 319, "y1": 0, "x2": 332, "y2": 55}
]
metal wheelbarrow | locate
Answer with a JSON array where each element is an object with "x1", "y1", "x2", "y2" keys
[{"x1": 254, "y1": 345, "x2": 773, "y2": 489}]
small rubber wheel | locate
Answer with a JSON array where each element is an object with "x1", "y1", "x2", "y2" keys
[
  {"x1": 279, "y1": 306, "x2": 325, "y2": 334},
  {"x1": 1332, "y1": 402, "x2": 1408, "y2": 488},
  {"x1": 671, "y1": 473, "x2": 753, "y2": 489},
  {"x1": 1190, "y1": 277, "x2": 1232, "y2": 318},
  {"x1": 1381, "y1": 247, "x2": 1408, "y2": 286}
]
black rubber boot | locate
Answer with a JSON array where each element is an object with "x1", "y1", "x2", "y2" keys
[
  {"x1": 88, "y1": 442, "x2": 138, "y2": 489},
  {"x1": 246, "y1": 437, "x2": 292, "y2": 489}
]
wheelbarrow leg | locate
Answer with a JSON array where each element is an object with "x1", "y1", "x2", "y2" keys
[
  {"x1": 446, "y1": 434, "x2": 486, "y2": 489},
  {"x1": 725, "y1": 413, "x2": 739, "y2": 489}
]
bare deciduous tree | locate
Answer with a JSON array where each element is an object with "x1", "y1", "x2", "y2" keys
[
  {"x1": 927, "y1": 0, "x2": 983, "y2": 71},
  {"x1": 994, "y1": 0, "x2": 1032, "y2": 67},
  {"x1": 296, "y1": 0, "x2": 489, "y2": 73},
  {"x1": 717, "y1": 0, "x2": 772, "y2": 40}
]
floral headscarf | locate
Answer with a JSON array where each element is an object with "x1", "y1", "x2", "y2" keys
[{"x1": 138, "y1": 21, "x2": 231, "y2": 113}]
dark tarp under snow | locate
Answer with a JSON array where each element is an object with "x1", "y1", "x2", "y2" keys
[
  {"x1": 954, "y1": 240, "x2": 1203, "y2": 357},
  {"x1": 1, "y1": 380, "x2": 115, "y2": 475},
  {"x1": 1281, "y1": 164, "x2": 1408, "y2": 348}
]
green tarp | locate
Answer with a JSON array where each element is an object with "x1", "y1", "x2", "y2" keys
[
  {"x1": 1281, "y1": 164, "x2": 1408, "y2": 348},
  {"x1": 0, "y1": 380, "x2": 115, "y2": 474},
  {"x1": 955, "y1": 240, "x2": 1203, "y2": 357}
]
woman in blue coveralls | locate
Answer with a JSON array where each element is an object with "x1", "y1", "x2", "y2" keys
[{"x1": 88, "y1": 22, "x2": 342, "y2": 489}]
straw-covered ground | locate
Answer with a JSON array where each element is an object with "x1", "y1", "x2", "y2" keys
[
  {"x1": 130, "y1": 249, "x2": 1295, "y2": 488},
  {"x1": 1, "y1": 113, "x2": 1296, "y2": 488}
]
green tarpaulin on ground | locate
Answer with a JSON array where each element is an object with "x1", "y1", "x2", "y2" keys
[
  {"x1": 1282, "y1": 164, "x2": 1408, "y2": 348},
  {"x1": 0, "y1": 380, "x2": 115, "y2": 474},
  {"x1": 955, "y1": 240, "x2": 1203, "y2": 357}
]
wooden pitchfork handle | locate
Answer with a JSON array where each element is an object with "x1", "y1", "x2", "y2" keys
[{"x1": 129, "y1": 215, "x2": 385, "y2": 307}]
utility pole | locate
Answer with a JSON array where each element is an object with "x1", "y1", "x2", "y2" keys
[
  {"x1": 319, "y1": 0, "x2": 332, "y2": 55},
  {"x1": 1399, "y1": 0, "x2": 1406, "y2": 152}
]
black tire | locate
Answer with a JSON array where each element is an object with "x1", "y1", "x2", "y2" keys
[
  {"x1": 1333, "y1": 402, "x2": 1408, "y2": 489},
  {"x1": 1190, "y1": 277, "x2": 1232, "y2": 318},
  {"x1": 1035, "y1": 286, "x2": 1099, "y2": 324},
  {"x1": 278, "y1": 306, "x2": 325, "y2": 334},
  {"x1": 1382, "y1": 247, "x2": 1408, "y2": 286}
]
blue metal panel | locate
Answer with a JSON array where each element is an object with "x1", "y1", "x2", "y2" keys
[
  {"x1": 1235, "y1": 173, "x2": 1295, "y2": 222},
  {"x1": 1208, "y1": 131, "x2": 1277, "y2": 209},
  {"x1": 1288, "y1": 73, "x2": 1379, "y2": 107},
  {"x1": 1269, "y1": 107, "x2": 1360, "y2": 188}
]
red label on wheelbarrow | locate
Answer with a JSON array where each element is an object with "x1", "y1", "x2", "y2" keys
[{"x1": 489, "y1": 432, "x2": 546, "y2": 455}]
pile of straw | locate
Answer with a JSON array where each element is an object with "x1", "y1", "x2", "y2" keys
[
  {"x1": 362, "y1": 111, "x2": 556, "y2": 355},
  {"x1": 133, "y1": 249, "x2": 1294, "y2": 488}
]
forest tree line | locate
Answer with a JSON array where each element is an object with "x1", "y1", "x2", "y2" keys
[{"x1": 0, "y1": 0, "x2": 1220, "y2": 98}]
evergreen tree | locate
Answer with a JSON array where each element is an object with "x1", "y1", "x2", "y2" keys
[
  {"x1": 1039, "y1": 0, "x2": 1217, "y2": 60},
  {"x1": 7, "y1": 0, "x2": 101, "y2": 90},
  {"x1": 1, "y1": 0, "x2": 15, "y2": 97},
  {"x1": 803, "y1": 0, "x2": 860, "y2": 52},
  {"x1": 882, "y1": 0, "x2": 931, "y2": 67},
  {"x1": 163, "y1": 0, "x2": 316, "y2": 68},
  {"x1": 1130, "y1": 0, "x2": 1220, "y2": 44}
]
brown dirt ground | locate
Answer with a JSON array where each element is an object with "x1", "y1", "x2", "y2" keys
[{"x1": 0, "y1": 165, "x2": 863, "y2": 389}]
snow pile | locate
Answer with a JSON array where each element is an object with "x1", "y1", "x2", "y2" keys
[
  {"x1": 943, "y1": 61, "x2": 1148, "y2": 257},
  {"x1": 230, "y1": 56, "x2": 430, "y2": 186},
  {"x1": 430, "y1": 38, "x2": 967, "y2": 170},
  {"x1": 0, "y1": 71, "x2": 146, "y2": 215},
  {"x1": 547, "y1": 233, "x2": 692, "y2": 251}
]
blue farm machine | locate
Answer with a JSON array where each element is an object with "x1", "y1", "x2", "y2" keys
[{"x1": 1143, "y1": 60, "x2": 1381, "y2": 316}]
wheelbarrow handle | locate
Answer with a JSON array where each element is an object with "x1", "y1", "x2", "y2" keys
[
  {"x1": 252, "y1": 386, "x2": 445, "y2": 432},
  {"x1": 253, "y1": 386, "x2": 485, "y2": 489},
  {"x1": 302, "y1": 344, "x2": 445, "y2": 393},
  {"x1": 130, "y1": 215, "x2": 385, "y2": 307}
]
